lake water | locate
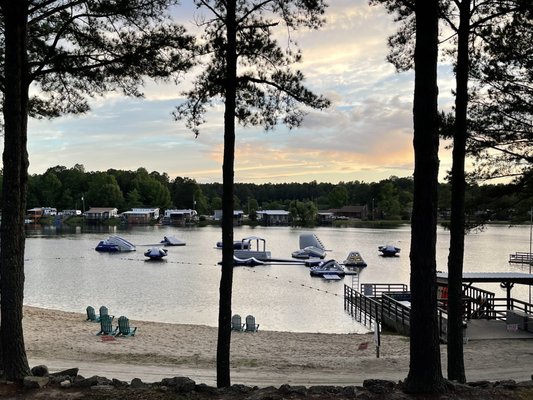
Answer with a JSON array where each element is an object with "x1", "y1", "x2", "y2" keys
[{"x1": 23, "y1": 223, "x2": 533, "y2": 334}]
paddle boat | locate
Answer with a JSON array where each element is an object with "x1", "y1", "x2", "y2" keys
[
  {"x1": 309, "y1": 259, "x2": 345, "y2": 278},
  {"x1": 343, "y1": 251, "x2": 367, "y2": 268},
  {"x1": 378, "y1": 245, "x2": 400, "y2": 257},
  {"x1": 144, "y1": 247, "x2": 168, "y2": 260}
]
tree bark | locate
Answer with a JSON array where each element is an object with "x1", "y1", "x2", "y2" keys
[
  {"x1": 447, "y1": 0, "x2": 471, "y2": 384},
  {"x1": 404, "y1": 0, "x2": 446, "y2": 393},
  {"x1": 216, "y1": 0, "x2": 237, "y2": 388},
  {"x1": 0, "y1": 0, "x2": 32, "y2": 380}
]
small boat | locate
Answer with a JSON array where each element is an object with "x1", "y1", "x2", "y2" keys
[
  {"x1": 233, "y1": 236, "x2": 271, "y2": 261},
  {"x1": 144, "y1": 247, "x2": 168, "y2": 260},
  {"x1": 291, "y1": 246, "x2": 327, "y2": 259},
  {"x1": 378, "y1": 245, "x2": 400, "y2": 257},
  {"x1": 216, "y1": 240, "x2": 250, "y2": 250},
  {"x1": 161, "y1": 235, "x2": 186, "y2": 246},
  {"x1": 95, "y1": 235, "x2": 136, "y2": 252},
  {"x1": 309, "y1": 259, "x2": 345, "y2": 278},
  {"x1": 343, "y1": 251, "x2": 367, "y2": 268},
  {"x1": 95, "y1": 240, "x2": 120, "y2": 253}
]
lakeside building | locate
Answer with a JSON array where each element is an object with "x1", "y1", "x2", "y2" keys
[
  {"x1": 213, "y1": 210, "x2": 244, "y2": 225},
  {"x1": 163, "y1": 209, "x2": 198, "y2": 226},
  {"x1": 122, "y1": 208, "x2": 160, "y2": 224},
  {"x1": 84, "y1": 207, "x2": 119, "y2": 222},
  {"x1": 256, "y1": 210, "x2": 291, "y2": 226}
]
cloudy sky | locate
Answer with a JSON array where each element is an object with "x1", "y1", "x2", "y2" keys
[{"x1": 27, "y1": 0, "x2": 455, "y2": 184}]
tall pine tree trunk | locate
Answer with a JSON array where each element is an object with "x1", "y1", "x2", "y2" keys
[
  {"x1": 0, "y1": 0, "x2": 31, "y2": 380},
  {"x1": 216, "y1": 0, "x2": 237, "y2": 388},
  {"x1": 404, "y1": 0, "x2": 446, "y2": 393},
  {"x1": 447, "y1": 0, "x2": 471, "y2": 384}
]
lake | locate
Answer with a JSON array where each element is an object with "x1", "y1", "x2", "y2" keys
[{"x1": 23, "y1": 223, "x2": 533, "y2": 334}]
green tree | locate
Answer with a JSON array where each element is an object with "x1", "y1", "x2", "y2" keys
[
  {"x1": 211, "y1": 196, "x2": 223, "y2": 212},
  {"x1": 328, "y1": 185, "x2": 348, "y2": 209},
  {"x1": 248, "y1": 198, "x2": 259, "y2": 221},
  {"x1": 441, "y1": 1, "x2": 530, "y2": 382},
  {"x1": 467, "y1": 6, "x2": 533, "y2": 181},
  {"x1": 171, "y1": 177, "x2": 201, "y2": 209},
  {"x1": 39, "y1": 171, "x2": 62, "y2": 206},
  {"x1": 289, "y1": 200, "x2": 317, "y2": 226},
  {"x1": 86, "y1": 173, "x2": 124, "y2": 209},
  {"x1": 131, "y1": 168, "x2": 172, "y2": 210},
  {"x1": 0, "y1": 0, "x2": 193, "y2": 379},
  {"x1": 193, "y1": 188, "x2": 209, "y2": 215},
  {"x1": 372, "y1": 0, "x2": 530, "y2": 383},
  {"x1": 125, "y1": 188, "x2": 144, "y2": 209},
  {"x1": 378, "y1": 181, "x2": 402, "y2": 219},
  {"x1": 175, "y1": 0, "x2": 329, "y2": 387}
]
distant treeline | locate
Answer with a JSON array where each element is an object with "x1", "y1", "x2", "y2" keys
[{"x1": 7, "y1": 164, "x2": 531, "y2": 222}]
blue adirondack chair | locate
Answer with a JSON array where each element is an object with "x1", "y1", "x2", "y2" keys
[
  {"x1": 245, "y1": 315, "x2": 259, "y2": 332},
  {"x1": 96, "y1": 314, "x2": 116, "y2": 335},
  {"x1": 115, "y1": 316, "x2": 137, "y2": 337},
  {"x1": 231, "y1": 314, "x2": 245, "y2": 331},
  {"x1": 86, "y1": 306, "x2": 99, "y2": 322}
]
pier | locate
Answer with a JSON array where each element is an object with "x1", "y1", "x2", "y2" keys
[
  {"x1": 509, "y1": 252, "x2": 533, "y2": 265},
  {"x1": 344, "y1": 273, "x2": 533, "y2": 341}
]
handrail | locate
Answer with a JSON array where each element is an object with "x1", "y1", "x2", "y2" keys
[
  {"x1": 509, "y1": 252, "x2": 533, "y2": 264},
  {"x1": 344, "y1": 285, "x2": 381, "y2": 330},
  {"x1": 360, "y1": 283, "x2": 408, "y2": 297}
]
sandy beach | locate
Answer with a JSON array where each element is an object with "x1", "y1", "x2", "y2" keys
[{"x1": 22, "y1": 306, "x2": 533, "y2": 387}]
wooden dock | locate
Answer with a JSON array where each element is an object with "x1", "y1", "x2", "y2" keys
[
  {"x1": 509, "y1": 252, "x2": 533, "y2": 264},
  {"x1": 344, "y1": 281, "x2": 533, "y2": 342}
]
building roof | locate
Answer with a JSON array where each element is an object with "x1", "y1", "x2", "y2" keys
[
  {"x1": 86, "y1": 207, "x2": 117, "y2": 213},
  {"x1": 257, "y1": 210, "x2": 290, "y2": 215}
]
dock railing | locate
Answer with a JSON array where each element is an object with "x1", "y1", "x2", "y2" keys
[
  {"x1": 344, "y1": 285, "x2": 381, "y2": 330},
  {"x1": 360, "y1": 283, "x2": 408, "y2": 298},
  {"x1": 487, "y1": 297, "x2": 533, "y2": 320},
  {"x1": 509, "y1": 252, "x2": 533, "y2": 264},
  {"x1": 343, "y1": 284, "x2": 410, "y2": 333},
  {"x1": 346, "y1": 282, "x2": 533, "y2": 339},
  {"x1": 461, "y1": 285, "x2": 495, "y2": 319}
]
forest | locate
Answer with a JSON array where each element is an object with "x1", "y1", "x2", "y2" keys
[{"x1": 9, "y1": 163, "x2": 533, "y2": 223}]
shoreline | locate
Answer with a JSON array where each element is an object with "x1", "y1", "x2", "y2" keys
[{"x1": 21, "y1": 306, "x2": 533, "y2": 386}]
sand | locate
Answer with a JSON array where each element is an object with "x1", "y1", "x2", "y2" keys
[{"x1": 22, "y1": 306, "x2": 533, "y2": 387}]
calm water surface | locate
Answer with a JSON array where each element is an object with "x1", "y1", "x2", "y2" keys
[{"x1": 23, "y1": 224, "x2": 533, "y2": 334}]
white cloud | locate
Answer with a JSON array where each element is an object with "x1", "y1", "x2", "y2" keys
[{"x1": 25, "y1": 0, "x2": 455, "y2": 184}]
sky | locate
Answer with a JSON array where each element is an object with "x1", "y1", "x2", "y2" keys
[{"x1": 27, "y1": 0, "x2": 456, "y2": 184}]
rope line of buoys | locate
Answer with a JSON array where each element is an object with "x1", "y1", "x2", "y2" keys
[
  {"x1": 240, "y1": 267, "x2": 340, "y2": 297},
  {"x1": 26, "y1": 255, "x2": 340, "y2": 296}
]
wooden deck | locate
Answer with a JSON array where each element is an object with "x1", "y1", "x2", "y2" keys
[
  {"x1": 466, "y1": 319, "x2": 533, "y2": 340},
  {"x1": 509, "y1": 252, "x2": 533, "y2": 264},
  {"x1": 344, "y1": 282, "x2": 533, "y2": 342}
]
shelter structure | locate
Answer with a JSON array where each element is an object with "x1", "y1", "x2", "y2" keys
[{"x1": 436, "y1": 272, "x2": 533, "y2": 310}]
